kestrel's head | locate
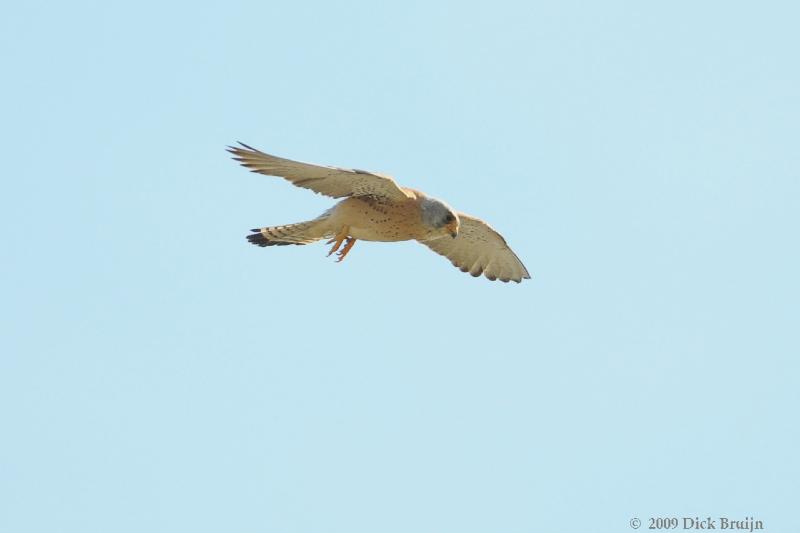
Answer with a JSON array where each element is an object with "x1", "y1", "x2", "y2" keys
[{"x1": 420, "y1": 197, "x2": 460, "y2": 239}]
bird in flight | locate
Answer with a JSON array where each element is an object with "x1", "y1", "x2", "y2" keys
[{"x1": 228, "y1": 142, "x2": 530, "y2": 283}]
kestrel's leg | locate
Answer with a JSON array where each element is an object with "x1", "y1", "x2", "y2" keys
[
  {"x1": 336, "y1": 237, "x2": 357, "y2": 262},
  {"x1": 326, "y1": 226, "x2": 350, "y2": 256}
]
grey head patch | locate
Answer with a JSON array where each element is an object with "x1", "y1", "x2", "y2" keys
[{"x1": 420, "y1": 197, "x2": 458, "y2": 229}]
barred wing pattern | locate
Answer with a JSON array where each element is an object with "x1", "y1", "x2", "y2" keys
[
  {"x1": 422, "y1": 213, "x2": 530, "y2": 283},
  {"x1": 228, "y1": 143, "x2": 410, "y2": 201}
]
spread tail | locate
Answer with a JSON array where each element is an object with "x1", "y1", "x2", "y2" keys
[{"x1": 247, "y1": 220, "x2": 327, "y2": 247}]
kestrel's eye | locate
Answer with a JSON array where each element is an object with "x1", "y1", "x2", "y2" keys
[{"x1": 444, "y1": 214, "x2": 454, "y2": 223}]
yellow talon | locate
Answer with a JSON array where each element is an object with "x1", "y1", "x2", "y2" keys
[
  {"x1": 326, "y1": 226, "x2": 349, "y2": 256},
  {"x1": 336, "y1": 237, "x2": 357, "y2": 262}
]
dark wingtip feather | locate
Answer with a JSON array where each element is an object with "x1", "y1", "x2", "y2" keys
[
  {"x1": 237, "y1": 141, "x2": 258, "y2": 152},
  {"x1": 227, "y1": 142, "x2": 260, "y2": 157}
]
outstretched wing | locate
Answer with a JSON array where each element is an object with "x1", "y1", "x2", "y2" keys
[
  {"x1": 228, "y1": 142, "x2": 411, "y2": 201},
  {"x1": 422, "y1": 213, "x2": 531, "y2": 283}
]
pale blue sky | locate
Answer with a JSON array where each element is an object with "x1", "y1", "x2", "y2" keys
[{"x1": 2, "y1": 1, "x2": 798, "y2": 532}]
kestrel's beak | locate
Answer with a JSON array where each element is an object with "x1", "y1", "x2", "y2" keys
[{"x1": 446, "y1": 220, "x2": 459, "y2": 239}]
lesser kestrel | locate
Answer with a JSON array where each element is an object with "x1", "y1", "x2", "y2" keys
[{"x1": 229, "y1": 142, "x2": 531, "y2": 283}]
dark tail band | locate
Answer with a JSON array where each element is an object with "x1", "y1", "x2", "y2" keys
[{"x1": 246, "y1": 232, "x2": 302, "y2": 247}]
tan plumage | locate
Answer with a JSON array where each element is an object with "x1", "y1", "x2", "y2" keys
[
  {"x1": 229, "y1": 142, "x2": 531, "y2": 283},
  {"x1": 230, "y1": 142, "x2": 410, "y2": 201},
  {"x1": 422, "y1": 215, "x2": 530, "y2": 282}
]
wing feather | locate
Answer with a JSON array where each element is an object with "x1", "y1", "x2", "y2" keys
[
  {"x1": 422, "y1": 213, "x2": 530, "y2": 283},
  {"x1": 227, "y1": 142, "x2": 410, "y2": 201}
]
